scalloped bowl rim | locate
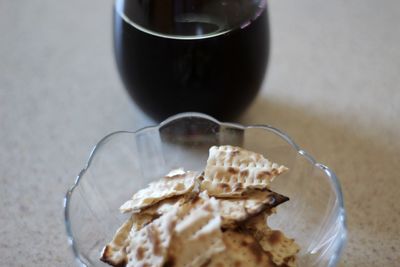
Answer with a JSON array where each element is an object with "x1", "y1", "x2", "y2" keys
[{"x1": 64, "y1": 112, "x2": 347, "y2": 267}]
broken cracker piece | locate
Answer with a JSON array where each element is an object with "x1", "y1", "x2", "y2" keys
[
  {"x1": 100, "y1": 213, "x2": 154, "y2": 267},
  {"x1": 202, "y1": 146, "x2": 288, "y2": 197},
  {"x1": 245, "y1": 214, "x2": 300, "y2": 267},
  {"x1": 206, "y1": 230, "x2": 277, "y2": 267},
  {"x1": 217, "y1": 189, "x2": 289, "y2": 229},
  {"x1": 120, "y1": 171, "x2": 199, "y2": 213},
  {"x1": 165, "y1": 192, "x2": 225, "y2": 267},
  {"x1": 100, "y1": 218, "x2": 133, "y2": 267},
  {"x1": 126, "y1": 208, "x2": 178, "y2": 267},
  {"x1": 139, "y1": 196, "x2": 185, "y2": 217}
]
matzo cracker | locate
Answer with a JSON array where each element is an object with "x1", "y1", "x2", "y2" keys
[
  {"x1": 101, "y1": 146, "x2": 299, "y2": 267},
  {"x1": 120, "y1": 171, "x2": 199, "y2": 213},
  {"x1": 165, "y1": 192, "x2": 225, "y2": 267},
  {"x1": 202, "y1": 146, "x2": 288, "y2": 197},
  {"x1": 206, "y1": 230, "x2": 277, "y2": 267},
  {"x1": 217, "y1": 189, "x2": 289, "y2": 228},
  {"x1": 125, "y1": 208, "x2": 177, "y2": 267}
]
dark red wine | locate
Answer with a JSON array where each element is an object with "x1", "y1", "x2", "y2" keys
[{"x1": 114, "y1": 0, "x2": 269, "y2": 121}]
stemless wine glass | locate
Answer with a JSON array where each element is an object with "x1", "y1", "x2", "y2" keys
[{"x1": 113, "y1": 0, "x2": 269, "y2": 121}]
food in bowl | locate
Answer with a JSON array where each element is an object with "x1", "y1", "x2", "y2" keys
[{"x1": 100, "y1": 145, "x2": 300, "y2": 267}]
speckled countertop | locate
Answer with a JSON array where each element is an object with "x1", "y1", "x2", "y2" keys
[{"x1": 1, "y1": 0, "x2": 399, "y2": 266}]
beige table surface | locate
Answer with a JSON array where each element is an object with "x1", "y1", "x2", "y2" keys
[{"x1": 1, "y1": 0, "x2": 399, "y2": 266}]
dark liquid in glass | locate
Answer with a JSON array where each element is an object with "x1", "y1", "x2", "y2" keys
[{"x1": 114, "y1": 0, "x2": 269, "y2": 121}]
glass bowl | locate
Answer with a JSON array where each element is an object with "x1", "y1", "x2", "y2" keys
[{"x1": 64, "y1": 112, "x2": 347, "y2": 267}]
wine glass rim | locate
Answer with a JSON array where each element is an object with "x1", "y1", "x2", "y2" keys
[{"x1": 113, "y1": 0, "x2": 268, "y2": 40}]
